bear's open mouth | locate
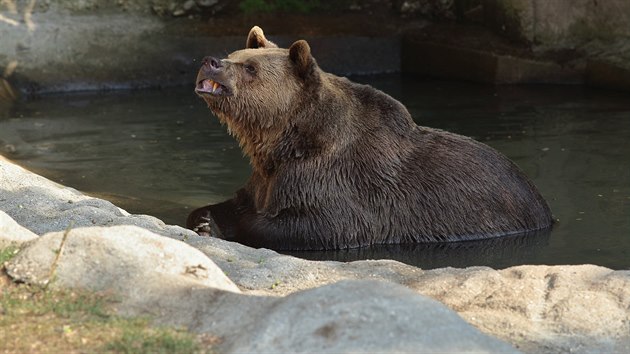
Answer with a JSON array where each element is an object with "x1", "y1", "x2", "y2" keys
[{"x1": 196, "y1": 79, "x2": 230, "y2": 96}]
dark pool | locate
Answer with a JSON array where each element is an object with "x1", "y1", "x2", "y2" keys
[{"x1": 1, "y1": 75, "x2": 629, "y2": 270}]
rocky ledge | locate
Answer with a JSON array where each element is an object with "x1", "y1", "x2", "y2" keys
[
  {"x1": 2, "y1": 0, "x2": 630, "y2": 95},
  {"x1": 1, "y1": 156, "x2": 629, "y2": 353}
]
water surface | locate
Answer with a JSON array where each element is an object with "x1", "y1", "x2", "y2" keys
[{"x1": 1, "y1": 75, "x2": 628, "y2": 269}]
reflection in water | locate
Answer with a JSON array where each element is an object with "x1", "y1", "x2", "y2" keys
[
  {"x1": 0, "y1": 76, "x2": 629, "y2": 269},
  {"x1": 287, "y1": 229, "x2": 552, "y2": 270}
]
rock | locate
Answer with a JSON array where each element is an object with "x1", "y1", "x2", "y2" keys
[
  {"x1": 182, "y1": 0, "x2": 196, "y2": 12},
  {"x1": 483, "y1": 0, "x2": 630, "y2": 49},
  {"x1": 399, "y1": 0, "x2": 455, "y2": 19},
  {"x1": 0, "y1": 157, "x2": 196, "y2": 239},
  {"x1": 0, "y1": 210, "x2": 38, "y2": 248},
  {"x1": 196, "y1": 0, "x2": 218, "y2": 8},
  {"x1": 5, "y1": 225, "x2": 239, "y2": 293},
  {"x1": 402, "y1": 40, "x2": 582, "y2": 84},
  {"x1": 3, "y1": 215, "x2": 517, "y2": 353},
  {"x1": 190, "y1": 239, "x2": 630, "y2": 353},
  {"x1": 585, "y1": 60, "x2": 630, "y2": 91},
  {"x1": 411, "y1": 265, "x2": 630, "y2": 353},
  {"x1": 187, "y1": 235, "x2": 424, "y2": 296},
  {"x1": 218, "y1": 280, "x2": 519, "y2": 353},
  {"x1": 124, "y1": 280, "x2": 519, "y2": 353},
  {"x1": 480, "y1": 0, "x2": 630, "y2": 90},
  {"x1": 400, "y1": 1, "x2": 422, "y2": 14},
  {"x1": 171, "y1": 8, "x2": 186, "y2": 16}
]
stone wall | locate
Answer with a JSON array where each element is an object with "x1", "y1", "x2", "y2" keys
[
  {"x1": 483, "y1": 0, "x2": 630, "y2": 49},
  {"x1": 481, "y1": 0, "x2": 630, "y2": 88},
  {"x1": 2, "y1": 0, "x2": 630, "y2": 93},
  {"x1": 0, "y1": 2, "x2": 400, "y2": 95}
]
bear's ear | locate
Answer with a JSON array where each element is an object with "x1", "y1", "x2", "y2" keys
[
  {"x1": 246, "y1": 26, "x2": 278, "y2": 49},
  {"x1": 289, "y1": 40, "x2": 315, "y2": 80}
]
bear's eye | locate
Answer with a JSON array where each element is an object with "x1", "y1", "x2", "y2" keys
[{"x1": 244, "y1": 64, "x2": 257, "y2": 75}]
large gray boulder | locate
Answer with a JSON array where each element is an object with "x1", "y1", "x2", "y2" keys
[{"x1": 220, "y1": 280, "x2": 519, "y2": 353}]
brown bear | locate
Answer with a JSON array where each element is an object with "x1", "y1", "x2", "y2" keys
[{"x1": 187, "y1": 26, "x2": 553, "y2": 250}]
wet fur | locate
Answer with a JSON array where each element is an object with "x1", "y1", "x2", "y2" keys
[{"x1": 188, "y1": 27, "x2": 553, "y2": 250}]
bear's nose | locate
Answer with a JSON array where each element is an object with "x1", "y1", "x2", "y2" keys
[{"x1": 202, "y1": 56, "x2": 223, "y2": 70}]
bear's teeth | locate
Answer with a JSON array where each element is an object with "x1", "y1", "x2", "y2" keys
[
  {"x1": 212, "y1": 82, "x2": 219, "y2": 92},
  {"x1": 202, "y1": 79, "x2": 215, "y2": 91}
]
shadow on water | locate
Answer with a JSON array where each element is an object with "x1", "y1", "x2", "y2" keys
[{"x1": 1, "y1": 75, "x2": 629, "y2": 269}]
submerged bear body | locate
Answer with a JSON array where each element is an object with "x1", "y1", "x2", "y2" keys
[{"x1": 187, "y1": 26, "x2": 553, "y2": 250}]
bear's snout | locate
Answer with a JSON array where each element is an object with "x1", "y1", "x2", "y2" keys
[
  {"x1": 196, "y1": 56, "x2": 231, "y2": 97},
  {"x1": 202, "y1": 56, "x2": 223, "y2": 71}
]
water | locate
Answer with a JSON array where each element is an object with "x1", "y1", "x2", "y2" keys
[{"x1": 1, "y1": 75, "x2": 629, "y2": 269}]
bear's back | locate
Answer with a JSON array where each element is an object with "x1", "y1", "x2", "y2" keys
[
  {"x1": 396, "y1": 127, "x2": 552, "y2": 241},
  {"x1": 262, "y1": 78, "x2": 553, "y2": 248}
]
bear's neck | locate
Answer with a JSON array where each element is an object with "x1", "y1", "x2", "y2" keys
[
  {"x1": 221, "y1": 113, "x2": 281, "y2": 176},
  {"x1": 246, "y1": 140, "x2": 276, "y2": 176}
]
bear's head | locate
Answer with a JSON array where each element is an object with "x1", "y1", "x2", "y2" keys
[{"x1": 195, "y1": 26, "x2": 320, "y2": 162}]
